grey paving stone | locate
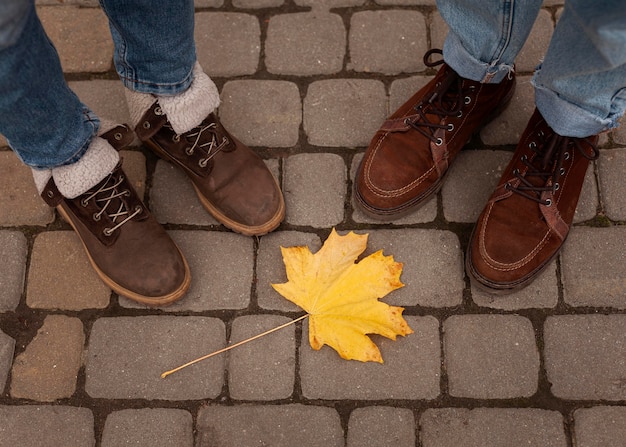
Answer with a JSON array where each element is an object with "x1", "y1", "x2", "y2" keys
[
  {"x1": 420, "y1": 408, "x2": 567, "y2": 447},
  {"x1": 27, "y1": 231, "x2": 111, "y2": 310},
  {"x1": 573, "y1": 162, "x2": 600, "y2": 223},
  {"x1": 561, "y1": 227, "x2": 626, "y2": 309},
  {"x1": 480, "y1": 76, "x2": 535, "y2": 146},
  {"x1": 389, "y1": 75, "x2": 433, "y2": 114},
  {"x1": 283, "y1": 153, "x2": 346, "y2": 227},
  {"x1": 0, "y1": 231, "x2": 27, "y2": 312},
  {"x1": 195, "y1": 0, "x2": 224, "y2": 6},
  {"x1": 195, "y1": 12, "x2": 260, "y2": 77},
  {"x1": 0, "y1": 405, "x2": 95, "y2": 447},
  {"x1": 69, "y1": 80, "x2": 132, "y2": 130},
  {"x1": 10, "y1": 315, "x2": 84, "y2": 401},
  {"x1": 0, "y1": 330, "x2": 15, "y2": 393},
  {"x1": 304, "y1": 79, "x2": 387, "y2": 147},
  {"x1": 0, "y1": 134, "x2": 6, "y2": 146},
  {"x1": 612, "y1": 118, "x2": 626, "y2": 145},
  {"x1": 471, "y1": 261, "x2": 559, "y2": 310},
  {"x1": 256, "y1": 231, "x2": 322, "y2": 311},
  {"x1": 300, "y1": 316, "x2": 440, "y2": 400},
  {"x1": 102, "y1": 409, "x2": 193, "y2": 447},
  {"x1": 219, "y1": 80, "x2": 301, "y2": 147},
  {"x1": 348, "y1": 11, "x2": 428, "y2": 75},
  {"x1": 376, "y1": 0, "x2": 436, "y2": 4},
  {"x1": 233, "y1": 0, "x2": 284, "y2": 6},
  {"x1": 598, "y1": 147, "x2": 626, "y2": 221},
  {"x1": 265, "y1": 12, "x2": 346, "y2": 75},
  {"x1": 228, "y1": 314, "x2": 296, "y2": 400},
  {"x1": 196, "y1": 404, "x2": 343, "y2": 447},
  {"x1": 295, "y1": 0, "x2": 365, "y2": 8},
  {"x1": 85, "y1": 316, "x2": 225, "y2": 400},
  {"x1": 350, "y1": 154, "x2": 438, "y2": 225},
  {"x1": 364, "y1": 229, "x2": 464, "y2": 308},
  {"x1": 444, "y1": 315, "x2": 539, "y2": 399},
  {"x1": 120, "y1": 230, "x2": 254, "y2": 311},
  {"x1": 430, "y1": 11, "x2": 448, "y2": 51},
  {"x1": 0, "y1": 152, "x2": 54, "y2": 226},
  {"x1": 573, "y1": 406, "x2": 626, "y2": 447},
  {"x1": 516, "y1": 10, "x2": 553, "y2": 73},
  {"x1": 118, "y1": 150, "x2": 147, "y2": 200},
  {"x1": 38, "y1": 6, "x2": 113, "y2": 73},
  {"x1": 347, "y1": 407, "x2": 416, "y2": 447},
  {"x1": 441, "y1": 150, "x2": 511, "y2": 223},
  {"x1": 544, "y1": 315, "x2": 626, "y2": 400}
]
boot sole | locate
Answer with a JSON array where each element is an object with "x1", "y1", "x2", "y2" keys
[
  {"x1": 145, "y1": 139, "x2": 285, "y2": 237},
  {"x1": 354, "y1": 80, "x2": 516, "y2": 220},
  {"x1": 57, "y1": 204, "x2": 191, "y2": 306}
]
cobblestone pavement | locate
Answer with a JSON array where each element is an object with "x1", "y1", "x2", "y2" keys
[{"x1": 1, "y1": 1, "x2": 625, "y2": 446}]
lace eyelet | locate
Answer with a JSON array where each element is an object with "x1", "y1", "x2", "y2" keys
[
  {"x1": 185, "y1": 147, "x2": 194, "y2": 155},
  {"x1": 198, "y1": 158, "x2": 208, "y2": 168},
  {"x1": 559, "y1": 167, "x2": 566, "y2": 176},
  {"x1": 544, "y1": 198, "x2": 552, "y2": 207},
  {"x1": 554, "y1": 183, "x2": 560, "y2": 191},
  {"x1": 447, "y1": 123, "x2": 454, "y2": 132},
  {"x1": 46, "y1": 190, "x2": 54, "y2": 198},
  {"x1": 154, "y1": 106, "x2": 164, "y2": 116},
  {"x1": 513, "y1": 168, "x2": 520, "y2": 175},
  {"x1": 103, "y1": 228, "x2": 113, "y2": 236},
  {"x1": 123, "y1": 190, "x2": 131, "y2": 197},
  {"x1": 142, "y1": 121, "x2": 151, "y2": 129},
  {"x1": 114, "y1": 132, "x2": 122, "y2": 141},
  {"x1": 93, "y1": 213, "x2": 101, "y2": 222},
  {"x1": 521, "y1": 155, "x2": 527, "y2": 162},
  {"x1": 464, "y1": 96, "x2": 471, "y2": 105},
  {"x1": 81, "y1": 199, "x2": 89, "y2": 207},
  {"x1": 404, "y1": 118, "x2": 411, "y2": 125},
  {"x1": 564, "y1": 152, "x2": 570, "y2": 160},
  {"x1": 172, "y1": 134, "x2": 180, "y2": 143},
  {"x1": 529, "y1": 142, "x2": 536, "y2": 149},
  {"x1": 504, "y1": 183, "x2": 511, "y2": 190},
  {"x1": 456, "y1": 110, "x2": 463, "y2": 118},
  {"x1": 435, "y1": 138, "x2": 443, "y2": 146}
]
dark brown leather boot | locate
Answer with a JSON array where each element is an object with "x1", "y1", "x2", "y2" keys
[
  {"x1": 355, "y1": 49, "x2": 515, "y2": 218},
  {"x1": 466, "y1": 109, "x2": 600, "y2": 293},
  {"x1": 42, "y1": 125, "x2": 191, "y2": 306},
  {"x1": 135, "y1": 103, "x2": 285, "y2": 236}
]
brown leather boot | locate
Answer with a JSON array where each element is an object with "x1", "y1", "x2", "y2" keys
[
  {"x1": 355, "y1": 49, "x2": 516, "y2": 218},
  {"x1": 41, "y1": 125, "x2": 191, "y2": 306},
  {"x1": 135, "y1": 103, "x2": 285, "y2": 236},
  {"x1": 466, "y1": 109, "x2": 600, "y2": 293}
]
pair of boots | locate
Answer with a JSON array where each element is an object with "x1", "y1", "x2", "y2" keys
[
  {"x1": 355, "y1": 50, "x2": 600, "y2": 294},
  {"x1": 36, "y1": 65, "x2": 285, "y2": 306}
]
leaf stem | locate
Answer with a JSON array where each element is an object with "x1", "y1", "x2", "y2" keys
[{"x1": 161, "y1": 314, "x2": 309, "y2": 378}]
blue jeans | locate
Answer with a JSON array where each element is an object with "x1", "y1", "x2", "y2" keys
[
  {"x1": 0, "y1": 0, "x2": 196, "y2": 169},
  {"x1": 438, "y1": 0, "x2": 626, "y2": 137}
]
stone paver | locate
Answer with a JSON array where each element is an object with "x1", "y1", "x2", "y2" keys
[
  {"x1": 544, "y1": 315, "x2": 626, "y2": 401},
  {"x1": 27, "y1": 231, "x2": 111, "y2": 310},
  {"x1": 444, "y1": 315, "x2": 540, "y2": 399},
  {"x1": 228, "y1": 314, "x2": 296, "y2": 400},
  {"x1": 0, "y1": 231, "x2": 27, "y2": 312},
  {"x1": 598, "y1": 147, "x2": 626, "y2": 221},
  {"x1": 265, "y1": 12, "x2": 346, "y2": 75},
  {"x1": 196, "y1": 404, "x2": 344, "y2": 447},
  {"x1": 300, "y1": 316, "x2": 440, "y2": 400},
  {"x1": 0, "y1": 330, "x2": 15, "y2": 392},
  {"x1": 420, "y1": 408, "x2": 567, "y2": 447},
  {"x1": 561, "y1": 227, "x2": 626, "y2": 309},
  {"x1": 85, "y1": 316, "x2": 226, "y2": 400},
  {"x1": 0, "y1": 405, "x2": 94, "y2": 447},
  {"x1": 101, "y1": 409, "x2": 194, "y2": 447},
  {"x1": 283, "y1": 153, "x2": 346, "y2": 227},
  {"x1": 573, "y1": 406, "x2": 626, "y2": 447},
  {"x1": 10, "y1": 315, "x2": 84, "y2": 401},
  {"x1": 347, "y1": 407, "x2": 416, "y2": 447}
]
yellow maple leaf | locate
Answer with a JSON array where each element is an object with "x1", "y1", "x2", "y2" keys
[{"x1": 271, "y1": 228, "x2": 413, "y2": 363}]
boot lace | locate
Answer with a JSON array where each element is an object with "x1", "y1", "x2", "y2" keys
[
  {"x1": 168, "y1": 120, "x2": 229, "y2": 168},
  {"x1": 80, "y1": 172, "x2": 142, "y2": 236},
  {"x1": 403, "y1": 49, "x2": 475, "y2": 146},
  {"x1": 504, "y1": 132, "x2": 599, "y2": 206}
]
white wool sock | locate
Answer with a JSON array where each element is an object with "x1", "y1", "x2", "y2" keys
[
  {"x1": 124, "y1": 62, "x2": 220, "y2": 135},
  {"x1": 31, "y1": 136, "x2": 120, "y2": 199}
]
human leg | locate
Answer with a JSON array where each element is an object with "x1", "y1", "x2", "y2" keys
[
  {"x1": 0, "y1": 1, "x2": 190, "y2": 304},
  {"x1": 101, "y1": 0, "x2": 285, "y2": 235},
  {"x1": 354, "y1": 0, "x2": 538, "y2": 218},
  {"x1": 466, "y1": 0, "x2": 625, "y2": 293}
]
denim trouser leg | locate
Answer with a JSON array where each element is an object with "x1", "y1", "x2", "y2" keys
[
  {"x1": 0, "y1": 0, "x2": 99, "y2": 169},
  {"x1": 0, "y1": 0, "x2": 197, "y2": 169},
  {"x1": 437, "y1": 0, "x2": 626, "y2": 137},
  {"x1": 98, "y1": 0, "x2": 196, "y2": 96},
  {"x1": 437, "y1": 0, "x2": 543, "y2": 83},
  {"x1": 532, "y1": 0, "x2": 626, "y2": 137}
]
